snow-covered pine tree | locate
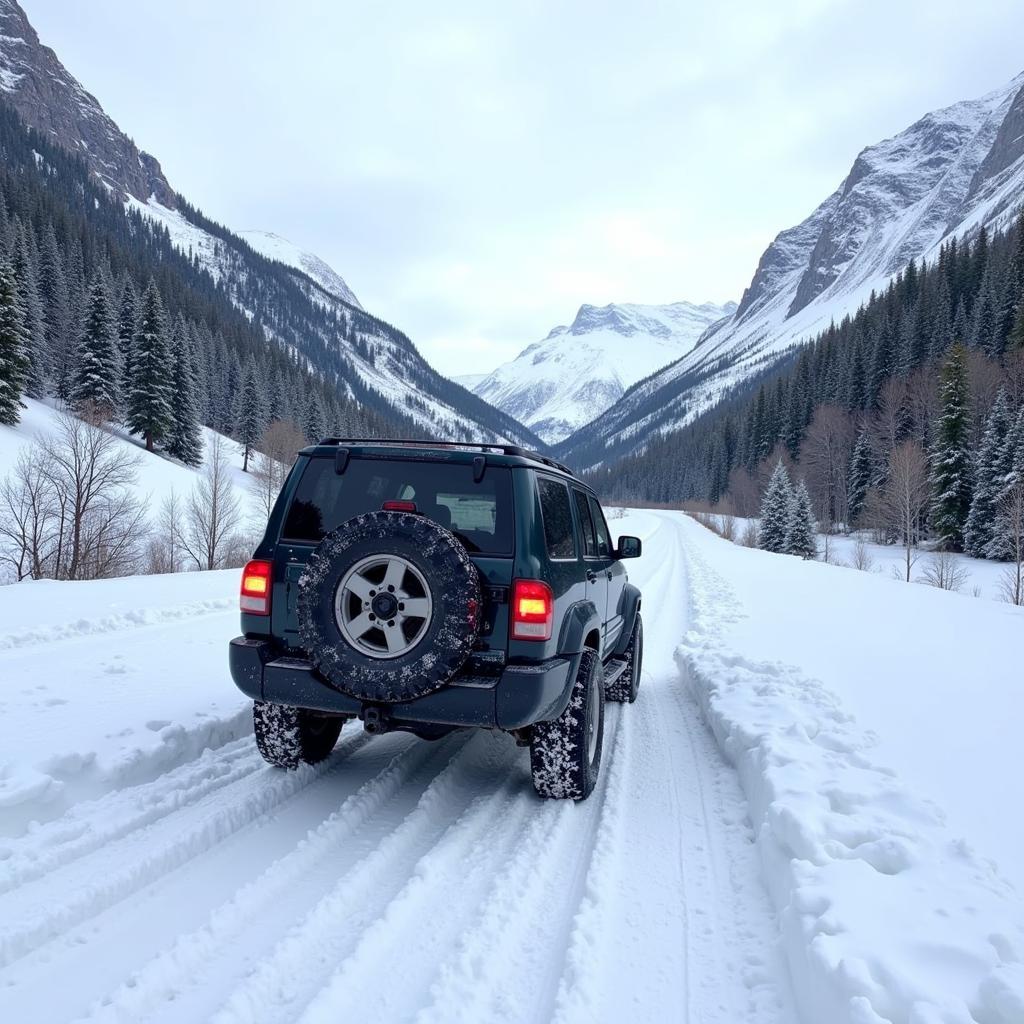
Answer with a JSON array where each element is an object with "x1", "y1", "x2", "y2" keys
[
  {"x1": 165, "y1": 322, "x2": 204, "y2": 466},
  {"x1": 117, "y1": 278, "x2": 138, "y2": 396},
  {"x1": 758, "y1": 460, "x2": 793, "y2": 553},
  {"x1": 786, "y1": 480, "x2": 818, "y2": 558},
  {"x1": 302, "y1": 392, "x2": 326, "y2": 445},
  {"x1": 1010, "y1": 299, "x2": 1024, "y2": 352},
  {"x1": 70, "y1": 273, "x2": 121, "y2": 420},
  {"x1": 847, "y1": 430, "x2": 874, "y2": 527},
  {"x1": 127, "y1": 281, "x2": 173, "y2": 451},
  {"x1": 37, "y1": 224, "x2": 72, "y2": 402},
  {"x1": 987, "y1": 408, "x2": 1024, "y2": 561},
  {"x1": 930, "y1": 343, "x2": 971, "y2": 550},
  {"x1": 0, "y1": 257, "x2": 28, "y2": 425},
  {"x1": 964, "y1": 389, "x2": 1012, "y2": 557},
  {"x1": 12, "y1": 226, "x2": 48, "y2": 398},
  {"x1": 234, "y1": 356, "x2": 265, "y2": 472}
]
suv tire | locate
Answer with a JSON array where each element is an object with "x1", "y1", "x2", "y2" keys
[
  {"x1": 530, "y1": 649, "x2": 604, "y2": 800},
  {"x1": 253, "y1": 701, "x2": 343, "y2": 769},
  {"x1": 298, "y1": 511, "x2": 482, "y2": 703},
  {"x1": 606, "y1": 614, "x2": 643, "y2": 703}
]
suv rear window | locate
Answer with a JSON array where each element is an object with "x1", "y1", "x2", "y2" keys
[
  {"x1": 538, "y1": 477, "x2": 576, "y2": 560},
  {"x1": 282, "y1": 457, "x2": 514, "y2": 554}
]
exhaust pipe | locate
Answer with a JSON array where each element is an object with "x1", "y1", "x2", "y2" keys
[{"x1": 363, "y1": 706, "x2": 388, "y2": 735}]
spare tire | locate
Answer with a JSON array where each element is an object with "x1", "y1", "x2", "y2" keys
[{"x1": 297, "y1": 510, "x2": 481, "y2": 703}]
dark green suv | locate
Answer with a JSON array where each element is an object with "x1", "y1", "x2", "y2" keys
[{"x1": 229, "y1": 440, "x2": 643, "y2": 800}]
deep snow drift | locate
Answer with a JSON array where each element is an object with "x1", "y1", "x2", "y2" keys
[{"x1": 674, "y1": 513, "x2": 1024, "y2": 1023}]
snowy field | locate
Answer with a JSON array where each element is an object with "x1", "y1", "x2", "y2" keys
[{"x1": 1, "y1": 510, "x2": 1022, "y2": 1022}]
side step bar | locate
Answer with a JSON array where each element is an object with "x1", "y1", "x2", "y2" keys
[{"x1": 603, "y1": 657, "x2": 628, "y2": 689}]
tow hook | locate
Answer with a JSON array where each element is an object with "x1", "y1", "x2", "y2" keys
[{"x1": 363, "y1": 706, "x2": 389, "y2": 735}]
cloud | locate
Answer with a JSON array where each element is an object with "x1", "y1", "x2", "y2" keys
[{"x1": 22, "y1": 0, "x2": 1024, "y2": 375}]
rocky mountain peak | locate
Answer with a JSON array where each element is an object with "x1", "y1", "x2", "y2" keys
[{"x1": 0, "y1": 0, "x2": 174, "y2": 205}]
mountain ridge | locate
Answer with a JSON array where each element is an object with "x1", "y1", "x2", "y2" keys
[
  {"x1": 557, "y1": 70, "x2": 1024, "y2": 469},
  {"x1": 475, "y1": 299, "x2": 735, "y2": 444},
  {"x1": 0, "y1": 0, "x2": 537, "y2": 447}
]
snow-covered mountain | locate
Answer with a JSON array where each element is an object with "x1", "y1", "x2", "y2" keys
[
  {"x1": 558, "y1": 70, "x2": 1024, "y2": 468},
  {"x1": 0, "y1": 0, "x2": 537, "y2": 447},
  {"x1": 475, "y1": 301, "x2": 735, "y2": 444},
  {"x1": 239, "y1": 231, "x2": 362, "y2": 310}
]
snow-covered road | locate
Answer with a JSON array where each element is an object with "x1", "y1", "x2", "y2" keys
[{"x1": 0, "y1": 512, "x2": 796, "y2": 1024}]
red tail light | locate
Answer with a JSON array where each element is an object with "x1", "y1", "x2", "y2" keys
[
  {"x1": 511, "y1": 579, "x2": 553, "y2": 641},
  {"x1": 240, "y1": 560, "x2": 273, "y2": 615},
  {"x1": 382, "y1": 500, "x2": 417, "y2": 512}
]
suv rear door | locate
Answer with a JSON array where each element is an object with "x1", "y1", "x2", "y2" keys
[
  {"x1": 572, "y1": 488, "x2": 609, "y2": 652},
  {"x1": 588, "y1": 495, "x2": 627, "y2": 650}
]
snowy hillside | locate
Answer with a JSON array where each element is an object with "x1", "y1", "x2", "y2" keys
[
  {"x1": 0, "y1": 398, "x2": 266, "y2": 574},
  {"x1": 239, "y1": 230, "x2": 363, "y2": 309},
  {"x1": 476, "y1": 301, "x2": 735, "y2": 444},
  {"x1": 560, "y1": 70, "x2": 1024, "y2": 466}
]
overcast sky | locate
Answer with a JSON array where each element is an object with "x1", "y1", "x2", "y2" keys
[{"x1": 22, "y1": 0, "x2": 1024, "y2": 376}]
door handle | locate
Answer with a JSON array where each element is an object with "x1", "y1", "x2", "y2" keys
[
  {"x1": 586, "y1": 569, "x2": 597, "y2": 583},
  {"x1": 606, "y1": 570, "x2": 613, "y2": 580}
]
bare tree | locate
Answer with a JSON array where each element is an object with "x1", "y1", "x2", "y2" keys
[
  {"x1": 146, "y1": 489, "x2": 188, "y2": 574},
  {"x1": 251, "y1": 419, "x2": 304, "y2": 519},
  {"x1": 800, "y1": 405, "x2": 855, "y2": 530},
  {"x1": 869, "y1": 440, "x2": 930, "y2": 582},
  {"x1": 997, "y1": 480, "x2": 1024, "y2": 606},
  {"x1": 849, "y1": 538, "x2": 874, "y2": 572},
  {"x1": 0, "y1": 412, "x2": 148, "y2": 581},
  {"x1": 182, "y1": 435, "x2": 242, "y2": 571},
  {"x1": 726, "y1": 465, "x2": 760, "y2": 518},
  {"x1": 920, "y1": 551, "x2": 970, "y2": 592},
  {"x1": 872, "y1": 377, "x2": 910, "y2": 465},
  {"x1": 0, "y1": 446, "x2": 56, "y2": 581}
]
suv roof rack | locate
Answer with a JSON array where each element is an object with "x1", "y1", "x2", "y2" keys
[{"x1": 316, "y1": 437, "x2": 575, "y2": 477}]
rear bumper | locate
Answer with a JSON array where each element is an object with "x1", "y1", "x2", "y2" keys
[{"x1": 229, "y1": 637, "x2": 577, "y2": 730}]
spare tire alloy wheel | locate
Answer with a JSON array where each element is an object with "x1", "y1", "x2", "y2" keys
[
  {"x1": 335, "y1": 554, "x2": 433, "y2": 658},
  {"x1": 298, "y1": 511, "x2": 481, "y2": 704}
]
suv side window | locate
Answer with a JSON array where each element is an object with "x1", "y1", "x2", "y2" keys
[
  {"x1": 538, "y1": 477, "x2": 576, "y2": 560},
  {"x1": 588, "y1": 496, "x2": 612, "y2": 558},
  {"x1": 573, "y1": 488, "x2": 597, "y2": 557}
]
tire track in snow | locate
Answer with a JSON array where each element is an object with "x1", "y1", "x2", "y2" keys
[
  {"x1": 0, "y1": 737, "x2": 264, "y2": 894},
  {"x1": 410, "y1": 711, "x2": 625, "y2": 1024},
  {"x1": 0, "y1": 725, "x2": 394, "y2": 970},
  {"x1": 75, "y1": 733, "x2": 469, "y2": 1024}
]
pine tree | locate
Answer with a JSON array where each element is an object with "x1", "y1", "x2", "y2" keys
[
  {"x1": 302, "y1": 392, "x2": 326, "y2": 444},
  {"x1": 0, "y1": 257, "x2": 28, "y2": 425},
  {"x1": 1010, "y1": 299, "x2": 1024, "y2": 352},
  {"x1": 117, "y1": 278, "x2": 139, "y2": 395},
  {"x1": 758, "y1": 461, "x2": 793, "y2": 553},
  {"x1": 11, "y1": 226, "x2": 48, "y2": 398},
  {"x1": 987, "y1": 408, "x2": 1024, "y2": 561},
  {"x1": 930, "y1": 343, "x2": 972, "y2": 550},
  {"x1": 36, "y1": 224, "x2": 72, "y2": 401},
  {"x1": 786, "y1": 480, "x2": 817, "y2": 558},
  {"x1": 127, "y1": 281, "x2": 173, "y2": 451},
  {"x1": 847, "y1": 430, "x2": 874, "y2": 527},
  {"x1": 70, "y1": 273, "x2": 121, "y2": 420},
  {"x1": 234, "y1": 356, "x2": 265, "y2": 472},
  {"x1": 964, "y1": 390, "x2": 1012, "y2": 558},
  {"x1": 165, "y1": 323, "x2": 204, "y2": 466}
]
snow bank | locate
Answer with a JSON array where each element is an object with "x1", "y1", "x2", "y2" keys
[
  {"x1": 0, "y1": 568, "x2": 249, "y2": 837},
  {"x1": 674, "y1": 515, "x2": 1024, "y2": 1023}
]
